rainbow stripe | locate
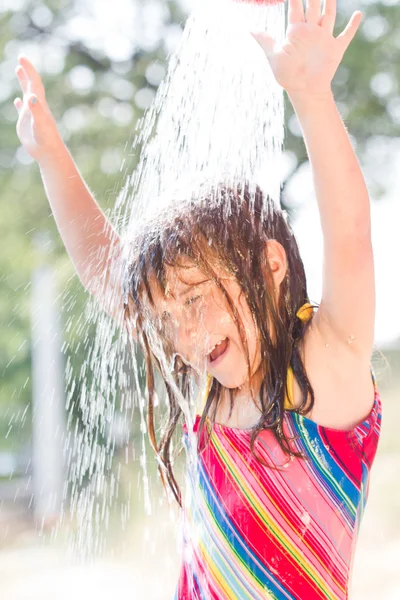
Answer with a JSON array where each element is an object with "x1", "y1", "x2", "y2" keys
[{"x1": 175, "y1": 368, "x2": 382, "y2": 599}]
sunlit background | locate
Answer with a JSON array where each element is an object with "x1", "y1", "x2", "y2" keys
[{"x1": 0, "y1": 0, "x2": 399, "y2": 598}]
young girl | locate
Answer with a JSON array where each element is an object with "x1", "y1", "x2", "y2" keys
[{"x1": 15, "y1": 0, "x2": 382, "y2": 598}]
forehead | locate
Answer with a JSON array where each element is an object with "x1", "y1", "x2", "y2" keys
[
  {"x1": 144, "y1": 249, "x2": 236, "y2": 313},
  {"x1": 148, "y1": 261, "x2": 205, "y2": 305}
]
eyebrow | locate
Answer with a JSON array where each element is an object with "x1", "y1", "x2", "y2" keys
[
  {"x1": 177, "y1": 287, "x2": 197, "y2": 299},
  {"x1": 161, "y1": 287, "x2": 192, "y2": 302},
  {"x1": 176, "y1": 278, "x2": 209, "y2": 297}
]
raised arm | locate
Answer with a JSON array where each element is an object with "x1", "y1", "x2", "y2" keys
[
  {"x1": 287, "y1": 90, "x2": 374, "y2": 362},
  {"x1": 14, "y1": 55, "x2": 126, "y2": 329},
  {"x1": 252, "y1": 0, "x2": 373, "y2": 363}
]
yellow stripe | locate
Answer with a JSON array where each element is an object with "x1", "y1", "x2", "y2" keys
[
  {"x1": 210, "y1": 430, "x2": 342, "y2": 599},
  {"x1": 195, "y1": 490, "x2": 277, "y2": 599},
  {"x1": 197, "y1": 537, "x2": 265, "y2": 599}
]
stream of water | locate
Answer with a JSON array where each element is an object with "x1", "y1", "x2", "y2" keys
[{"x1": 63, "y1": 0, "x2": 286, "y2": 567}]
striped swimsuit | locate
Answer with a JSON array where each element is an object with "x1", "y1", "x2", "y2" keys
[{"x1": 176, "y1": 367, "x2": 382, "y2": 599}]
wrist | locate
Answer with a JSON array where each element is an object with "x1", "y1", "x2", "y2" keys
[
  {"x1": 38, "y1": 136, "x2": 70, "y2": 170},
  {"x1": 287, "y1": 88, "x2": 335, "y2": 106}
]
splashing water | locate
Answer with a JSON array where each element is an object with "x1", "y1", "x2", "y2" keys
[
  {"x1": 61, "y1": 0, "x2": 286, "y2": 571},
  {"x1": 117, "y1": 0, "x2": 285, "y2": 230}
]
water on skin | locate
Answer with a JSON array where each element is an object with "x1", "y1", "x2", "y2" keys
[{"x1": 60, "y1": 0, "x2": 286, "y2": 572}]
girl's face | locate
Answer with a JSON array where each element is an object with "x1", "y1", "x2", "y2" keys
[{"x1": 149, "y1": 259, "x2": 265, "y2": 391}]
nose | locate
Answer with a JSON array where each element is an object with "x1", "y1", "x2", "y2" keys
[
  {"x1": 175, "y1": 314, "x2": 196, "y2": 345},
  {"x1": 161, "y1": 298, "x2": 203, "y2": 356},
  {"x1": 173, "y1": 316, "x2": 204, "y2": 363}
]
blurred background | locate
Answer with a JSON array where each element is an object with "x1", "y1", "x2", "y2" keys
[{"x1": 0, "y1": 0, "x2": 399, "y2": 598}]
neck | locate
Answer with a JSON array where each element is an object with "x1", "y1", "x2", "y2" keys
[{"x1": 221, "y1": 362, "x2": 266, "y2": 409}]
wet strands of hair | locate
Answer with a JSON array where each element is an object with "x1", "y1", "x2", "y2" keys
[{"x1": 125, "y1": 180, "x2": 316, "y2": 504}]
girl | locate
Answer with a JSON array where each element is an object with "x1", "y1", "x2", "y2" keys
[{"x1": 14, "y1": 0, "x2": 382, "y2": 598}]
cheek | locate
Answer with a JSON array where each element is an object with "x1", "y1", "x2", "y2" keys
[
  {"x1": 202, "y1": 295, "x2": 232, "y2": 328},
  {"x1": 237, "y1": 298, "x2": 262, "y2": 364},
  {"x1": 236, "y1": 293, "x2": 256, "y2": 336}
]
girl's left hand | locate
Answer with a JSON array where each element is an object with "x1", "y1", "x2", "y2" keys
[{"x1": 251, "y1": 0, "x2": 363, "y2": 96}]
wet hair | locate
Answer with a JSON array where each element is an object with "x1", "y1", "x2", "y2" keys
[{"x1": 123, "y1": 179, "x2": 317, "y2": 507}]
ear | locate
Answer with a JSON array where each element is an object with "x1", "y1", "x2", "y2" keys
[{"x1": 264, "y1": 239, "x2": 287, "y2": 294}]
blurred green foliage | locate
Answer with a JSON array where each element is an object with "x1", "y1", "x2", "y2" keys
[{"x1": 0, "y1": 0, "x2": 399, "y2": 452}]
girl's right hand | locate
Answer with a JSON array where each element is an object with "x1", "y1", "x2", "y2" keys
[{"x1": 14, "y1": 55, "x2": 63, "y2": 164}]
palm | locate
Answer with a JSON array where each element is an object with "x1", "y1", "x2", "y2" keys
[
  {"x1": 16, "y1": 104, "x2": 40, "y2": 158},
  {"x1": 252, "y1": 0, "x2": 362, "y2": 95},
  {"x1": 14, "y1": 56, "x2": 59, "y2": 161},
  {"x1": 269, "y1": 23, "x2": 341, "y2": 93}
]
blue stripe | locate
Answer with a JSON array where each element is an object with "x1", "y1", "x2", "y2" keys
[
  {"x1": 290, "y1": 416, "x2": 361, "y2": 527},
  {"x1": 194, "y1": 457, "x2": 295, "y2": 599}
]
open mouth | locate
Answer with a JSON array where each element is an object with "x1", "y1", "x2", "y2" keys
[{"x1": 207, "y1": 337, "x2": 230, "y2": 366}]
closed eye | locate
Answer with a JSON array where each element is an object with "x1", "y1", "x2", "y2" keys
[
  {"x1": 185, "y1": 295, "x2": 202, "y2": 307},
  {"x1": 160, "y1": 294, "x2": 204, "y2": 323}
]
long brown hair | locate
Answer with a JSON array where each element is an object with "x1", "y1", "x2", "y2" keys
[{"x1": 123, "y1": 179, "x2": 317, "y2": 507}]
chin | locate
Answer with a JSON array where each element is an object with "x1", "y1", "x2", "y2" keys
[
  {"x1": 213, "y1": 356, "x2": 262, "y2": 390},
  {"x1": 213, "y1": 369, "x2": 249, "y2": 390}
]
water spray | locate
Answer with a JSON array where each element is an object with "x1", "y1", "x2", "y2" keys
[{"x1": 65, "y1": 0, "x2": 287, "y2": 562}]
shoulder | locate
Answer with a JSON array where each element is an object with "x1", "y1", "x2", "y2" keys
[{"x1": 293, "y1": 309, "x2": 376, "y2": 431}]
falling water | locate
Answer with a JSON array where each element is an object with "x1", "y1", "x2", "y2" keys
[
  {"x1": 116, "y1": 0, "x2": 285, "y2": 227},
  {"x1": 61, "y1": 0, "x2": 286, "y2": 574}
]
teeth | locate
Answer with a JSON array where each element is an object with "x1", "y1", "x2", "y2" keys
[{"x1": 207, "y1": 337, "x2": 227, "y2": 356}]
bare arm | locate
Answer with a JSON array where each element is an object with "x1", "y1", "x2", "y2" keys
[
  {"x1": 253, "y1": 0, "x2": 373, "y2": 362},
  {"x1": 39, "y1": 145, "x2": 125, "y2": 326},
  {"x1": 14, "y1": 55, "x2": 127, "y2": 328},
  {"x1": 288, "y1": 90, "x2": 374, "y2": 361}
]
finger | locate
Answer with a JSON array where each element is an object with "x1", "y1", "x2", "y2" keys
[
  {"x1": 15, "y1": 65, "x2": 29, "y2": 96},
  {"x1": 288, "y1": 0, "x2": 305, "y2": 25},
  {"x1": 14, "y1": 97, "x2": 23, "y2": 114},
  {"x1": 336, "y1": 11, "x2": 362, "y2": 49},
  {"x1": 250, "y1": 32, "x2": 276, "y2": 57},
  {"x1": 305, "y1": 0, "x2": 321, "y2": 24},
  {"x1": 319, "y1": 0, "x2": 336, "y2": 34},
  {"x1": 26, "y1": 94, "x2": 39, "y2": 111},
  {"x1": 18, "y1": 55, "x2": 45, "y2": 100}
]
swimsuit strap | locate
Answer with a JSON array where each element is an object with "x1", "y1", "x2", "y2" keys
[{"x1": 198, "y1": 302, "x2": 315, "y2": 415}]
